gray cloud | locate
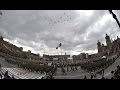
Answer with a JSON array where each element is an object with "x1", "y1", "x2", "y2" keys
[{"x1": 0, "y1": 10, "x2": 120, "y2": 55}]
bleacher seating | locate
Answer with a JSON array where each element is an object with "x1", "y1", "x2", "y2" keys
[{"x1": 1, "y1": 68, "x2": 46, "y2": 79}]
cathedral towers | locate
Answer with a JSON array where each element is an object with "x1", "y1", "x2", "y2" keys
[
  {"x1": 97, "y1": 40, "x2": 101, "y2": 53},
  {"x1": 105, "y1": 33, "x2": 111, "y2": 47},
  {"x1": 97, "y1": 33, "x2": 120, "y2": 56},
  {"x1": 97, "y1": 34, "x2": 112, "y2": 55}
]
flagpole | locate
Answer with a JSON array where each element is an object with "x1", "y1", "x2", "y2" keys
[
  {"x1": 60, "y1": 45, "x2": 62, "y2": 61},
  {"x1": 61, "y1": 47, "x2": 62, "y2": 56}
]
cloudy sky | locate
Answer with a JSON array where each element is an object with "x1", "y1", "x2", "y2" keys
[{"x1": 0, "y1": 10, "x2": 120, "y2": 56}]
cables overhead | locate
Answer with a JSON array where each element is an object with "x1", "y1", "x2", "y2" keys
[{"x1": 108, "y1": 10, "x2": 120, "y2": 28}]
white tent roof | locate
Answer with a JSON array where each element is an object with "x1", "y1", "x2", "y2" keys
[{"x1": 102, "y1": 56, "x2": 106, "y2": 58}]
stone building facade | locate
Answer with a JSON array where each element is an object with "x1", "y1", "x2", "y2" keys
[
  {"x1": 72, "y1": 53, "x2": 88, "y2": 61},
  {"x1": 97, "y1": 34, "x2": 120, "y2": 56},
  {"x1": 43, "y1": 54, "x2": 70, "y2": 61}
]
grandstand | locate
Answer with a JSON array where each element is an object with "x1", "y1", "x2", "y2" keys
[{"x1": 1, "y1": 68, "x2": 46, "y2": 79}]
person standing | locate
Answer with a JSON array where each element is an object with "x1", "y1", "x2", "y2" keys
[
  {"x1": 75, "y1": 66, "x2": 77, "y2": 71},
  {"x1": 101, "y1": 76, "x2": 105, "y2": 79},
  {"x1": 0, "y1": 72, "x2": 2, "y2": 79},
  {"x1": 4, "y1": 71, "x2": 8, "y2": 78},
  {"x1": 67, "y1": 66, "x2": 69, "y2": 72},
  {"x1": 84, "y1": 76, "x2": 87, "y2": 79},
  {"x1": 91, "y1": 73, "x2": 94, "y2": 79},
  {"x1": 71, "y1": 66, "x2": 72, "y2": 71},
  {"x1": 94, "y1": 73, "x2": 97, "y2": 78},
  {"x1": 102, "y1": 69, "x2": 104, "y2": 78},
  {"x1": 12, "y1": 75, "x2": 15, "y2": 79}
]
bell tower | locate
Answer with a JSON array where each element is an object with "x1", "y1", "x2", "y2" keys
[
  {"x1": 97, "y1": 40, "x2": 101, "y2": 53},
  {"x1": 105, "y1": 34, "x2": 111, "y2": 46}
]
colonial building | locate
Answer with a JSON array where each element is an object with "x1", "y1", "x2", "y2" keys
[
  {"x1": 72, "y1": 53, "x2": 88, "y2": 61},
  {"x1": 43, "y1": 54, "x2": 70, "y2": 61},
  {"x1": 88, "y1": 53, "x2": 100, "y2": 59},
  {"x1": 97, "y1": 34, "x2": 120, "y2": 56}
]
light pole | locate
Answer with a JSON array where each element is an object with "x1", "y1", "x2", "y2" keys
[{"x1": 61, "y1": 47, "x2": 62, "y2": 56}]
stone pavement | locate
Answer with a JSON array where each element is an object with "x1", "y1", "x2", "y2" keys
[
  {"x1": 54, "y1": 57, "x2": 120, "y2": 79},
  {"x1": 103, "y1": 57, "x2": 120, "y2": 79}
]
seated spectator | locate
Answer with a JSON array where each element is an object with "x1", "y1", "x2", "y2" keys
[
  {"x1": 0, "y1": 73, "x2": 2, "y2": 79},
  {"x1": 4, "y1": 71, "x2": 8, "y2": 77},
  {"x1": 12, "y1": 75, "x2": 15, "y2": 79}
]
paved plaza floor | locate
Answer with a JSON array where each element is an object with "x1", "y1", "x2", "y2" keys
[{"x1": 54, "y1": 57, "x2": 120, "y2": 79}]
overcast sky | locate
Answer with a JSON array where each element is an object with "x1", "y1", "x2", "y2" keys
[{"x1": 0, "y1": 10, "x2": 120, "y2": 56}]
